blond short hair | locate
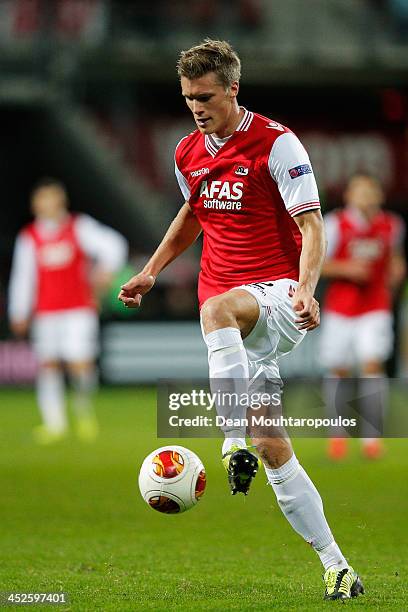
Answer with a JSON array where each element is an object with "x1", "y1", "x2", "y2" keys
[{"x1": 177, "y1": 39, "x2": 241, "y2": 88}]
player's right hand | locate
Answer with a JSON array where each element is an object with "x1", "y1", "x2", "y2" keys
[{"x1": 118, "y1": 273, "x2": 155, "y2": 308}]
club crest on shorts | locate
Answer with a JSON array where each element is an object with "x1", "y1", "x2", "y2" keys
[{"x1": 234, "y1": 165, "x2": 249, "y2": 176}]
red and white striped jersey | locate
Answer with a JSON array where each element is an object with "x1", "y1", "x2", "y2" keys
[
  {"x1": 323, "y1": 208, "x2": 405, "y2": 316},
  {"x1": 24, "y1": 215, "x2": 95, "y2": 314},
  {"x1": 8, "y1": 214, "x2": 128, "y2": 319},
  {"x1": 175, "y1": 108, "x2": 320, "y2": 307}
]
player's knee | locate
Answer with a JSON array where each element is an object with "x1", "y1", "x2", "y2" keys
[
  {"x1": 331, "y1": 367, "x2": 350, "y2": 378},
  {"x1": 201, "y1": 295, "x2": 237, "y2": 334},
  {"x1": 361, "y1": 361, "x2": 384, "y2": 376},
  {"x1": 40, "y1": 361, "x2": 61, "y2": 371},
  {"x1": 67, "y1": 361, "x2": 94, "y2": 376}
]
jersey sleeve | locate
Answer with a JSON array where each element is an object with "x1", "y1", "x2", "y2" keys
[
  {"x1": 323, "y1": 211, "x2": 340, "y2": 259},
  {"x1": 75, "y1": 215, "x2": 128, "y2": 272},
  {"x1": 8, "y1": 232, "x2": 37, "y2": 322},
  {"x1": 268, "y1": 132, "x2": 320, "y2": 217},
  {"x1": 175, "y1": 159, "x2": 191, "y2": 201}
]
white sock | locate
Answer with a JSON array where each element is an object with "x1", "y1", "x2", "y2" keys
[
  {"x1": 265, "y1": 453, "x2": 349, "y2": 571},
  {"x1": 318, "y1": 541, "x2": 350, "y2": 572},
  {"x1": 37, "y1": 368, "x2": 67, "y2": 433},
  {"x1": 69, "y1": 367, "x2": 97, "y2": 417},
  {"x1": 204, "y1": 327, "x2": 249, "y2": 451}
]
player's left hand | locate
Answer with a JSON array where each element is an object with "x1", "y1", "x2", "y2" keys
[{"x1": 292, "y1": 288, "x2": 320, "y2": 331}]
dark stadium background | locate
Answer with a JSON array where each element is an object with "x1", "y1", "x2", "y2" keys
[
  {"x1": 0, "y1": 0, "x2": 407, "y2": 381},
  {"x1": 0, "y1": 4, "x2": 408, "y2": 609}
]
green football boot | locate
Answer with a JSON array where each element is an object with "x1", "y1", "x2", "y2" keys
[
  {"x1": 75, "y1": 413, "x2": 99, "y2": 442},
  {"x1": 324, "y1": 566, "x2": 365, "y2": 600},
  {"x1": 222, "y1": 444, "x2": 260, "y2": 495}
]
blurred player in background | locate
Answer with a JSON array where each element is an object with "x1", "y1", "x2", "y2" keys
[
  {"x1": 320, "y1": 173, "x2": 406, "y2": 459},
  {"x1": 8, "y1": 178, "x2": 128, "y2": 443},
  {"x1": 119, "y1": 39, "x2": 365, "y2": 601}
]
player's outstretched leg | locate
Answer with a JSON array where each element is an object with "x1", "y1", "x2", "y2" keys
[
  {"x1": 203, "y1": 323, "x2": 259, "y2": 495},
  {"x1": 359, "y1": 371, "x2": 387, "y2": 460},
  {"x1": 68, "y1": 362, "x2": 99, "y2": 442},
  {"x1": 33, "y1": 364, "x2": 68, "y2": 444},
  {"x1": 323, "y1": 375, "x2": 351, "y2": 460},
  {"x1": 201, "y1": 290, "x2": 261, "y2": 495},
  {"x1": 253, "y1": 436, "x2": 364, "y2": 601}
]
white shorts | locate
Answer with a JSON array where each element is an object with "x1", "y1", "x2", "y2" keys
[
  {"x1": 237, "y1": 278, "x2": 307, "y2": 381},
  {"x1": 319, "y1": 310, "x2": 393, "y2": 370},
  {"x1": 31, "y1": 308, "x2": 99, "y2": 363}
]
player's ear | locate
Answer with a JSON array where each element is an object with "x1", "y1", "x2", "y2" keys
[{"x1": 229, "y1": 81, "x2": 239, "y2": 99}]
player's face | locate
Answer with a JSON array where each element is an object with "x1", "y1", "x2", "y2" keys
[
  {"x1": 345, "y1": 177, "x2": 384, "y2": 217},
  {"x1": 181, "y1": 72, "x2": 239, "y2": 137},
  {"x1": 31, "y1": 186, "x2": 68, "y2": 220}
]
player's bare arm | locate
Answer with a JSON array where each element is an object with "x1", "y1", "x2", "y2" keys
[
  {"x1": 118, "y1": 202, "x2": 202, "y2": 307},
  {"x1": 292, "y1": 209, "x2": 326, "y2": 331}
]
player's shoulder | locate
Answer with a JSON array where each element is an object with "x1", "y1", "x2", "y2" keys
[
  {"x1": 20, "y1": 220, "x2": 36, "y2": 239},
  {"x1": 252, "y1": 111, "x2": 292, "y2": 136},
  {"x1": 73, "y1": 213, "x2": 105, "y2": 235},
  {"x1": 175, "y1": 129, "x2": 201, "y2": 166},
  {"x1": 252, "y1": 113, "x2": 308, "y2": 160},
  {"x1": 381, "y1": 209, "x2": 404, "y2": 227},
  {"x1": 73, "y1": 212, "x2": 90, "y2": 224},
  {"x1": 251, "y1": 112, "x2": 297, "y2": 149}
]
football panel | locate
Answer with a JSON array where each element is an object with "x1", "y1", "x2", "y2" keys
[
  {"x1": 143, "y1": 489, "x2": 187, "y2": 514},
  {"x1": 139, "y1": 446, "x2": 193, "y2": 485},
  {"x1": 152, "y1": 449, "x2": 184, "y2": 479},
  {"x1": 195, "y1": 469, "x2": 206, "y2": 500},
  {"x1": 148, "y1": 495, "x2": 181, "y2": 514}
]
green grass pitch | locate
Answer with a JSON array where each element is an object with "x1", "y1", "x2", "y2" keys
[{"x1": 1, "y1": 387, "x2": 407, "y2": 611}]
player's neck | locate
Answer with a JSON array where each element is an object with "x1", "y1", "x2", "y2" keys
[
  {"x1": 347, "y1": 205, "x2": 378, "y2": 224},
  {"x1": 213, "y1": 104, "x2": 244, "y2": 139},
  {"x1": 36, "y1": 211, "x2": 69, "y2": 226}
]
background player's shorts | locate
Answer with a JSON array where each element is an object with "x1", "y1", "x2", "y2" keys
[
  {"x1": 236, "y1": 278, "x2": 307, "y2": 381},
  {"x1": 31, "y1": 308, "x2": 99, "y2": 362},
  {"x1": 319, "y1": 310, "x2": 393, "y2": 370}
]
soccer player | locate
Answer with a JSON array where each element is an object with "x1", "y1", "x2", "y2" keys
[
  {"x1": 320, "y1": 173, "x2": 406, "y2": 459},
  {"x1": 9, "y1": 178, "x2": 128, "y2": 443},
  {"x1": 118, "y1": 40, "x2": 364, "y2": 600}
]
